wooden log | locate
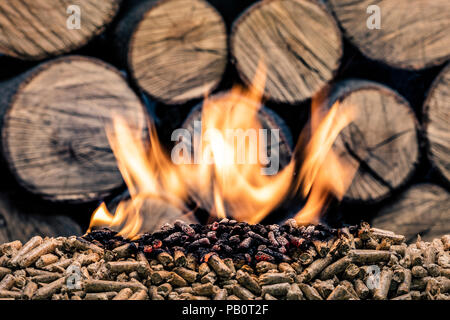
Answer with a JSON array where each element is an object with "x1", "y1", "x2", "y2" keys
[
  {"x1": 323, "y1": 79, "x2": 420, "y2": 203},
  {"x1": 423, "y1": 63, "x2": 450, "y2": 184},
  {"x1": 0, "y1": 55, "x2": 147, "y2": 203},
  {"x1": 0, "y1": 0, "x2": 121, "y2": 60},
  {"x1": 231, "y1": 0, "x2": 342, "y2": 104},
  {"x1": 114, "y1": 0, "x2": 228, "y2": 104},
  {"x1": 0, "y1": 189, "x2": 81, "y2": 244},
  {"x1": 372, "y1": 184, "x2": 450, "y2": 243},
  {"x1": 327, "y1": 0, "x2": 450, "y2": 70}
]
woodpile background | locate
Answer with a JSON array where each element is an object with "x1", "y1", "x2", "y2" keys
[{"x1": 0, "y1": 0, "x2": 448, "y2": 243}]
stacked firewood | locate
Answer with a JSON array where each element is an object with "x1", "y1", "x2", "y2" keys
[
  {"x1": 0, "y1": 0, "x2": 448, "y2": 243},
  {"x1": 0, "y1": 221, "x2": 448, "y2": 300}
]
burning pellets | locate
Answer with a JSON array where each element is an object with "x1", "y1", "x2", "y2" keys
[{"x1": 174, "y1": 220, "x2": 195, "y2": 237}]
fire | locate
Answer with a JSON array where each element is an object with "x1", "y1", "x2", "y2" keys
[
  {"x1": 89, "y1": 66, "x2": 357, "y2": 238},
  {"x1": 293, "y1": 97, "x2": 356, "y2": 224}
]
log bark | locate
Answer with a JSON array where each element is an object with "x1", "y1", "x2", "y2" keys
[
  {"x1": 372, "y1": 184, "x2": 450, "y2": 243},
  {"x1": 424, "y1": 63, "x2": 450, "y2": 184},
  {"x1": 324, "y1": 80, "x2": 420, "y2": 203},
  {"x1": 0, "y1": 0, "x2": 121, "y2": 60},
  {"x1": 231, "y1": 0, "x2": 342, "y2": 104},
  {"x1": 0, "y1": 189, "x2": 82, "y2": 244},
  {"x1": 0, "y1": 55, "x2": 147, "y2": 203},
  {"x1": 327, "y1": 0, "x2": 450, "y2": 70},
  {"x1": 114, "y1": 0, "x2": 228, "y2": 104}
]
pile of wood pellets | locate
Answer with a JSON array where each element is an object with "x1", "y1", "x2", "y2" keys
[{"x1": 0, "y1": 220, "x2": 449, "y2": 300}]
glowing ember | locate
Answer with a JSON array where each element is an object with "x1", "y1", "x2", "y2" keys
[{"x1": 89, "y1": 65, "x2": 357, "y2": 238}]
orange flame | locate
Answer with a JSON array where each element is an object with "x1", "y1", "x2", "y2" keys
[
  {"x1": 89, "y1": 65, "x2": 357, "y2": 238},
  {"x1": 294, "y1": 98, "x2": 356, "y2": 224}
]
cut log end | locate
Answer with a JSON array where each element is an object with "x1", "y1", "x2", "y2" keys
[
  {"x1": 328, "y1": 0, "x2": 450, "y2": 70},
  {"x1": 123, "y1": 0, "x2": 228, "y2": 104},
  {"x1": 231, "y1": 0, "x2": 342, "y2": 104},
  {"x1": 424, "y1": 63, "x2": 450, "y2": 184},
  {"x1": 0, "y1": 0, "x2": 121, "y2": 60},
  {"x1": 0, "y1": 56, "x2": 147, "y2": 203},
  {"x1": 328, "y1": 80, "x2": 419, "y2": 203},
  {"x1": 372, "y1": 184, "x2": 450, "y2": 242}
]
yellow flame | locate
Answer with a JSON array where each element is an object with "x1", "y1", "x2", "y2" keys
[
  {"x1": 294, "y1": 98, "x2": 356, "y2": 224},
  {"x1": 89, "y1": 63, "x2": 358, "y2": 237}
]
